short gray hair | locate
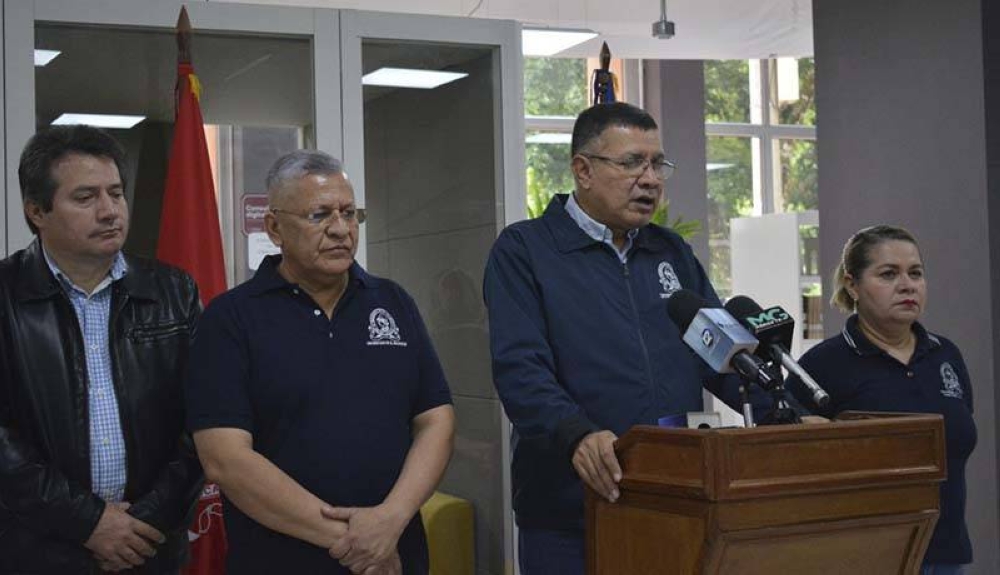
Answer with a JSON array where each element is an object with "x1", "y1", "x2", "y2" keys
[{"x1": 266, "y1": 150, "x2": 344, "y2": 203}]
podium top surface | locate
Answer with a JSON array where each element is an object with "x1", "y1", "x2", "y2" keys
[{"x1": 614, "y1": 412, "x2": 945, "y2": 501}]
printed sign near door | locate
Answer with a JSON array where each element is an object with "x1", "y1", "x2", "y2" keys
[{"x1": 242, "y1": 194, "x2": 280, "y2": 270}]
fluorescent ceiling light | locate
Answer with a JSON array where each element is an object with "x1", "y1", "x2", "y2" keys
[
  {"x1": 362, "y1": 68, "x2": 467, "y2": 89},
  {"x1": 522, "y1": 28, "x2": 598, "y2": 57},
  {"x1": 707, "y1": 163, "x2": 734, "y2": 171},
  {"x1": 51, "y1": 113, "x2": 146, "y2": 129},
  {"x1": 34, "y1": 49, "x2": 61, "y2": 67},
  {"x1": 526, "y1": 133, "x2": 572, "y2": 145}
]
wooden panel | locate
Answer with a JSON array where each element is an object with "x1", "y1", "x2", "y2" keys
[
  {"x1": 711, "y1": 414, "x2": 945, "y2": 500},
  {"x1": 591, "y1": 502, "x2": 707, "y2": 575},
  {"x1": 718, "y1": 427, "x2": 943, "y2": 497},
  {"x1": 588, "y1": 414, "x2": 945, "y2": 574},
  {"x1": 705, "y1": 512, "x2": 935, "y2": 575},
  {"x1": 715, "y1": 484, "x2": 939, "y2": 531},
  {"x1": 616, "y1": 427, "x2": 712, "y2": 498},
  {"x1": 615, "y1": 416, "x2": 945, "y2": 501}
]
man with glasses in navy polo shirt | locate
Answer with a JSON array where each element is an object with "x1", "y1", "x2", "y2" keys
[
  {"x1": 185, "y1": 150, "x2": 454, "y2": 575},
  {"x1": 485, "y1": 102, "x2": 761, "y2": 574}
]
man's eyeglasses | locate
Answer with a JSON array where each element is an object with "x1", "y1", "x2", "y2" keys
[
  {"x1": 582, "y1": 154, "x2": 677, "y2": 181},
  {"x1": 270, "y1": 207, "x2": 367, "y2": 226}
]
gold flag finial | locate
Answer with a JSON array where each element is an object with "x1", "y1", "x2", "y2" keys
[{"x1": 592, "y1": 42, "x2": 617, "y2": 104}]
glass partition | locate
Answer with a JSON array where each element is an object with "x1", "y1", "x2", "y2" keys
[
  {"x1": 34, "y1": 23, "x2": 312, "y2": 284},
  {"x1": 341, "y1": 11, "x2": 521, "y2": 573},
  {"x1": 360, "y1": 37, "x2": 503, "y2": 575}
]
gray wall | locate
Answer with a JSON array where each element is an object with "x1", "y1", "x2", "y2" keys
[
  {"x1": 362, "y1": 52, "x2": 503, "y2": 575},
  {"x1": 813, "y1": 0, "x2": 999, "y2": 571},
  {"x1": 643, "y1": 60, "x2": 710, "y2": 263}
]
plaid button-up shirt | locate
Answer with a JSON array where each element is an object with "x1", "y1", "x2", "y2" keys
[{"x1": 44, "y1": 249, "x2": 128, "y2": 502}]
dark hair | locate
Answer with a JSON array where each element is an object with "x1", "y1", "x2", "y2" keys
[
  {"x1": 571, "y1": 102, "x2": 659, "y2": 156},
  {"x1": 831, "y1": 224, "x2": 920, "y2": 312},
  {"x1": 18, "y1": 125, "x2": 127, "y2": 234}
]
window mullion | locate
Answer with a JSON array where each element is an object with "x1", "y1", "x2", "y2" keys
[
  {"x1": 770, "y1": 124, "x2": 816, "y2": 139},
  {"x1": 759, "y1": 59, "x2": 777, "y2": 214},
  {"x1": 524, "y1": 115, "x2": 576, "y2": 133},
  {"x1": 705, "y1": 123, "x2": 763, "y2": 137}
]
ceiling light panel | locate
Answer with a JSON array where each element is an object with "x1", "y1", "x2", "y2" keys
[
  {"x1": 362, "y1": 68, "x2": 468, "y2": 89},
  {"x1": 34, "y1": 49, "x2": 61, "y2": 67},
  {"x1": 51, "y1": 113, "x2": 146, "y2": 129}
]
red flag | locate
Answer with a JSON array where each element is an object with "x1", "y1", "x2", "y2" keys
[
  {"x1": 156, "y1": 8, "x2": 226, "y2": 305},
  {"x1": 157, "y1": 8, "x2": 228, "y2": 574}
]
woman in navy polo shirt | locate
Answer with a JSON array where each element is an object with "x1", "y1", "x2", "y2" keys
[{"x1": 786, "y1": 225, "x2": 977, "y2": 575}]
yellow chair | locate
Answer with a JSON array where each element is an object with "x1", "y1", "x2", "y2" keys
[{"x1": 420, "y1": 491, "x2": 475, "y2": 575}]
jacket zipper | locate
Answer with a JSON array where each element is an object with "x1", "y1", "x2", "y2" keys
[
  {"x1": 109, "y1": 286, "x2": 134, "y2": 499},
  {"x1": 59, "y1": 292, "x2": 94, "y2": 488},
  {"x1": 622, "y1": 261, "x2": 656, "y2": 391}
]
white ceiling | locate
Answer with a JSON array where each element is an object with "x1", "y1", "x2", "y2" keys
[{"x1": 214, "y1": 0, "x2": 813, "y2": 60}]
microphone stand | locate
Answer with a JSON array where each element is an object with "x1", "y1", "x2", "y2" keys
[
  {"x1": 739, "y1": 383, "x2": 755, "y2": 428},
  {"x1": 756, "y1": 364, "x2": 801, "y2": 425},
  {"x1": 730, "y1": 353, "x2": 777, "y2": 429}
]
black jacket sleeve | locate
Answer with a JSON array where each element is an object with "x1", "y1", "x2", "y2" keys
[
  {"x1": 0, "y1": 304, "x2": 105, "y2": 543},
  {"x1": 0, "y1": 424, "x2": 106, "y2": 543}
]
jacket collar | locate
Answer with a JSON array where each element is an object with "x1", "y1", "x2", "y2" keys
[
  {"x1": 44, "y1": 246, "x2": 127, "y2": 296},
  {"x1": 543, "y1": 193, "x2": 673, "y2": 254},
  {"x1": 118, "y1": 255, "x2": 161, "y2": 302},
  {"x1": 16, "y1": 239, "x2": 159, "y2": 303},
  {"x1": 247, "y1": 254, "x2": 371, "y2": 297},
  {"x1": 841, "y1": 313, "x2": 940, "y2": 359},
  {"x1": 14, "y1": 239, "x2": 61, "y2": 302}
]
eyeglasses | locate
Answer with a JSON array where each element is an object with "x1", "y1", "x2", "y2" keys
[
  {"x1": 270, "y1": 206, "x2": 367, "y2": 226},
  {"x1": 582, "y1": 154, "x2": 677, "y2": 180}
]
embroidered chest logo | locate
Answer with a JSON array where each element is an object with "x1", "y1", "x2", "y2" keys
[
  {"x1": 939, "y1": 362, "x2": 962, "y2": 399},
  {"x1": 657, "y1": 261, "x2": 682, "y2": 299},
  {"x1": 367, "y1": 308, "x2": 407, "y2": 347}
]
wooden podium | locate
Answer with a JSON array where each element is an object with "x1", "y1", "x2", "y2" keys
[{"x1": 585, "y1": 412, "x2": 945, "y2": 575}]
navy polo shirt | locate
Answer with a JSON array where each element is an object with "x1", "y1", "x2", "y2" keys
[
  {"x1": 786, "y1": 315, "x2": 976, "y2": 565},
  {"x1": 185, "y1": 255, "x2": 452, "y2": 574}
]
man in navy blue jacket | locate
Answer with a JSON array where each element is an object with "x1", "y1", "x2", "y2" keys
[{"x1": 484, "y1": 103, "x2": 755, "y2": 574}]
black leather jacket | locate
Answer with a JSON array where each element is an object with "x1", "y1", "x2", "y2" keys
[{"x1": 0, "y1": 240, "x2": 204, "y2": 574}]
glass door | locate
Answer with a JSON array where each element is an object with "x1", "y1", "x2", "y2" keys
[
  {"x1": 3, "y1": 0, "x2": 341, "y2": 286},
  {"x1": 340, "y1": 10, "x2": 522, "y2": 574}
]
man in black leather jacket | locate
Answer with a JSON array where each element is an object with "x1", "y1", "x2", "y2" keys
[{"x1": 0, "y1": 125, "x2": 204, "y2": 574}]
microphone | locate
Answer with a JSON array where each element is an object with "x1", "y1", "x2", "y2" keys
[
  {"x1": 724, "y1": 296, "x2": 830, "y2": 408},
  {"x1": 666, "y1": 289, "x2": 775, "y2": 389}
]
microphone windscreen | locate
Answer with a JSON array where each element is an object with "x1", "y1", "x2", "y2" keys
[
  {"x1": 666, "y1": 289, "x2": 709, "y2": 332},
  {"x1": 724, "y1": 295, "x2": 765, "y2": 323}
]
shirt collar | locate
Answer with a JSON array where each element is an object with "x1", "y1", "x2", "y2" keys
[
  {"x1": 841, "y1": 313, "x2": 940, "y2": 358},
  {"x1": 247, "y1": 254, "x2": 371, "y2": 297},
  {"x1": 565, "y1": 192, "x2": 639, "y2": 246},
  {"x1": 42, "y1": 246, "x2": 127, "y2": 297},
  {"x1": 543, "y1": 194, "x2": 672, "y2": 255}
]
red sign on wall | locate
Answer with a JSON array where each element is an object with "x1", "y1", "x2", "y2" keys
[{"x1": 242, "y1": 194, "x2": 269, "y2": 235}]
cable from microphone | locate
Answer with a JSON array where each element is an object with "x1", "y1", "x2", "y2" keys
[{"x1": 724, "y1": 295, "x2": 831, "y2": 408}]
